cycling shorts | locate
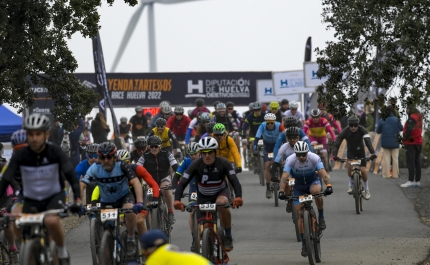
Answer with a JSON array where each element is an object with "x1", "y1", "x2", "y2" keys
[
  {"x1": 308, "y1": 136, "x2": 327, "y2": 151},
  {"x1": 100, "y1": 191, "x2": 135, "y2": 209},
  {"x1": 293, "y1": 178, "x2": 321, "y2": 207},
  {"x1": 196, "y1": 187, "x2": 230, "y2": 223},
  {"x1": 263, "y1": 149, "x2": 275, "y2": 162},
  {"x1": 347, "y1": 149, "x2": 366, "y2": 167},
  {"x1": 23, "y1": 191, "x2": 66, "y2": 214}
]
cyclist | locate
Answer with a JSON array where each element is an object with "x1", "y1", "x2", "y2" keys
[
  {"x1": 318, "y1": 102, "x2": 342, "y2": 135},
  {"x1": 283, "y1": 101, "x2": 305, "y2": 127},
  {"x1": 253, "y1": 113, "x2": 285, "y2": 199},
  {"x1": 131, "y1": 137, "x2": 147, "y2": 163},
  {"x1": 226, "y1": 101, "x2": 243, "y2": 128},
  {"x1": 129, "y1": 106, "x2": 149, "y2": 139},
  {"x1": 278, "y1": 141, "x2": 333, "y2": 257},
  {"x1": 137, "y1": 136, "x2": 179, "y2": 225},
  {"x1": 140, "y1": 229, "x2": 212, "y2": 265},
  {"x1": 274, "y1": 116, "x2": 313, "y2": 159},
  {"x1": 280, "y1": 99, "x2": 290, "y2": 113},
  {"x1": 210, "y1": 100, "x2": 220, "y2": 118},
  {"x1": 150, "y1": 105, "x2": 174, "y2": 128},
  {"x1": 212, "y1": 123, "x2": 242, "y2": 173},
  {"x1": 269, "y1": 101, "x2": 283, "y2": 123},
  {"x1": 75, "y1": 143, "x2": 99, "y2": 203},
  {"x1": 166, "y1": 106, "x2": 191, "y2": 142},
  {"x1": 212, "y1": 102, "x2": 241, "y2": 150},
  {"x1": 80, "y1": 142, "x2": 144, "y2": 257},
  {"x1": 242, "y1": 102, "x2": 266, "y2": 169},
  {"x1": 174, "y1": 137, "x2": 243, "y2": 251},
  {"x1": 190, "y1": 98, "x2": 211, "y2": 120},
  {"x1": 172, "y1": 142, "x2": 200, "y2": 252},
  {"x1": 303, "y1": 109, "x2": 337, "y2": 171},
  {"x1": 239, "y1": 103, "x2": 254, "y2": 165},
  {"x1": 147, "y1": 118, "x2": 179, "y2": 156},
  {"x1": 185, "y1": 112, "x2": 211, "y2": 144},
  {"x1": 0, "y1": 113, "x2": 82, "y2": 265},
  {"x1": 201, "y1": 122, "x2": 216, "y2": 139},
  {"x1": 119, "y1": 117, "x2": 132, "y2": 142},
  {"x1": 332, "y1": 115, "x2": 377, "y2": 199}
]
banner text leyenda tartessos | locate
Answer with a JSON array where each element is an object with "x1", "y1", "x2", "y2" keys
[{"x1": 108, "y1": 79, "x2": 172, "y2": 91}]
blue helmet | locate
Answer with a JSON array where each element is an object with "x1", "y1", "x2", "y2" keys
[{"x1": 11, "y1": 129, "x2": 27, "y2": 147}]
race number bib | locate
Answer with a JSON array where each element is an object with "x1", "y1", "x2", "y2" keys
[{"x1": 100, "y1": 208, "x2": 118, "y2": 222}]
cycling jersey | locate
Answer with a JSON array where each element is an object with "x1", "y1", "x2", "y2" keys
[
  {"x1": 175, "y1": 156, "x2": 197, "y2": 198},
  {"x1": 0, "y1": 143, "x2": 80, "y2": 201},
  {"x1": 212, "y1": 112, "x2": 238, "y2": 132},
  {"x1": 146, "y1": 244, "x2": 212, "y2": 265},
  {"x1": 131, "y1": 149, "x2": 141, "y2": 163},
  {"x1": 216, "y1": 135, "x2": 242, "y2": 168},
  {"x1": 253, "y1": 121, "x2": 284, "y2": 152},
  {"x1": 190, "y1": 107, "x2": 210, "y2": 120},
  {"x1": 303, "y1": 117, "x2": 336, "y2": 139},
  {"x1": 175, "y1": 157, "x2": 242, "y2": 199},
  {"x1": 148, "y1": 127, "x2": 179, "y2": 149},
  {"x1": 137, "y1": 149, "x2": 178, "y2": 184},
  {"x1": 129, "y1": 114, "x2": 148, "y2": 137},
  {"x1": 166, "y1": 115, "x2": 191, "y2": 140},
  {"x1": 332, "y1": 126, "x2": 375, "y2": 156},
  {"x1": 81, "y1": 161, "x2": 136, "y2": 203},
  {"x1": 274, "y1": 143, "x2": 295, "y2": 163},
  {"x1": 321, "y1": 112, "x2": 342, "y2": 134},
  {"x1": 75, "y1": 159, "x2": 91, "y2": 181},
  {"x1": 273, "y1": 128, "x2": 313, "y2": 158},
  {"x1": 283, "y1": 152, "x2": 324, "y2": 185},
  {"x1": 283, "y1": 109, "x2": 305, "y2": 126},
  {"x1": 242, "y1": 112, "x2": 266, "y2": 137}
]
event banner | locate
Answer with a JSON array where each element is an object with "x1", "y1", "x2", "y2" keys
[{"x1": 256, "y1": 80, "x2": 300, "y2": 104}]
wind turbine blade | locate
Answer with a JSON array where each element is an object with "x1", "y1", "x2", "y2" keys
[{"x1": 111, "y1": 3, "x2": 145, "y2": 72}]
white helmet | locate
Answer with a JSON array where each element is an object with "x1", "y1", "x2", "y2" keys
[
  {"x1": 264, "y1": 113, "x2": 276, "y2": 121},
  {"x1": 24, "y1": 113, "x2": 51, "y2": 131},
  {"x1": 294, "y1": 141, "x2": 309, "y2": 153},
  {"x1": 198, "y1": 137, "x2": 219, "y2": 150},
  {"x1": 290, "y1": 101, "x2": 299, "y2": 109},
  {"x1": 116, "y1": 149, "x2": 131, "y2": 161}
]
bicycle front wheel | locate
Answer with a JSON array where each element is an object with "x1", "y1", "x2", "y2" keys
[
  {"x1": 19, "y1": 239, "x2": 43, "y2": 265},
  {"x1": 291, "y1": 205, "x2": 301, "y2": 242},
  {"x1": 201, "y1": 228, "x2": 213, "y2": 262},
  {"x1": 0, "y1": 242, "x2": 10, "y2": 265},
  {"x1": 273, "y1": 182, "x2": 279, "y2": 207},
  {"x1": 352, "y1": 172, "x2": 360, "y2": 214},
  {"x1": 150, "y1": 207, "x2": 160, "y2": 230},
  {"x1": 303, "y1": 210, "x2": 316, "y2": 265},
  {"x1": 90, "y1": 218, "x2": 102, "y2": 265},
  {"x1": 259, "y1": 157, "x2": 265, "y2": 186},
  {"x1": 191, "y1": 211, "x2": 199, "y2": 253},
  {"x1": 99, "y1": 231, "x2": 114, "y2": 265}
]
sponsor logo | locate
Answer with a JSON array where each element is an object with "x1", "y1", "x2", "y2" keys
[
  {"x1": 279, "y1": 78, "x2": 304, "y2": 89},
  {"x1": 186, "y1": 78, "x2": 250, "y2": 98},
  {"x1": 32, "y1": 107, "x2": 51, "y2": 113},
  {"x1": 264, "y1": 87, "x2": 273, "y2": 95},
  {"x1": 312, "y1": 70, "x2": 319, "y2": 79},
  {"x1": 82, "y1": 80, "x2": 96, "y2": 88},
  {"x1": 31, "y1": 87, "x2": 48, "y2": 93},
  {"x1": 186, "y1": 80, "x2": 205, "y2": 98}
]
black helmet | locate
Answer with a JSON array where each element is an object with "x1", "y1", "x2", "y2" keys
[
  {"x1": 155, "y1": 118, "x2": 166, "y2": 127},
  {"x1": 281, "y1": 99, "x2": 289, "y2": 105},
  {"x1": 147, "y1": 135, "x2": 162, "y2": 146},
  {"x1": 285, "y1": 127, "x2": 299, "y2": 138},
  {"x1": 135, "y1": 106, "x2": 143, "y2": 113},
  {"x1": 195, "y1": 98, "x2": 204, "y2": 106},
  {"x1": 97, "y1": 142, "x2": 117, "y2": 157},
  {"x1": 134, "y1": 137, "x2": 147, "y2": 149},
  {"x1": 24, "y1": 113, "x2": 51, "y2": 131},
  {"x1": 347, "y1": 115, "x2": 360, "y2": 124},
  {"x1": 226, "y1": 101, "x2": 234, "y2": 108},
  {"x1": 283, "y1": 116, "x2": 298, "y2": 127},
  {"x1": 120, "y1": 117, "x2": 127, "y2": 123},
  {"x1": 213, "y1": 101, "x2": 220, "y2": 108},
  {"x1": 207, "y1": 122, "x2": 216, "y2": 134}
]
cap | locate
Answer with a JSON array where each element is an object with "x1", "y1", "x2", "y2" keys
[
  {"x1": 140, "y1": 229, "x2": 168, "y2": 249},
  {"x1": 145, "y1": 112, "x2": 152, "y2": 117}
]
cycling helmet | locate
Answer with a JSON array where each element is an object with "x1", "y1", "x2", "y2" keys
[
  {"x1": 281, "y1": 99, "x2": 289, "y2": 105},
  {"x1": 248, "y1": 102, "x2": 254, "y2": 110},
  {"x1": 212, "y1": 123, "x2": 226, "y2": 135},
  {"x1": 264, "y1": 113, "x2": 276, "y2": 121},
  {"x1": 200, "y1": 112, "x2": 211, "y2": 123},
  {"x1": 195, "y1": 98, "x2": 204, "y2": 106},
  {"x1": 294, "y1": 141, "x2": 309, "y2": 153},
  {"x1": 87, "y1": 143, "x2": 99, "y2": 154},
  {"x1": 347, "y1": 115, "x2": 360, "y2": 124},
  {"x1": 11, "y1": 129, "x2": 27, "y2": 147},
  {"x1": 147, "y1": 135, "x2": 162, "y2": 146},
  {"x1": 186, "y1": 142, "x2": 199, "y2": 155},
  {"x1": 217, "y1": 102, "x2": 226, "y2": 110},
  {"x1": 116, "y1": 149, "x2": 131, "y2": 161},
  {"x1": 97, "y1": 141, "x2": 117, "y2": 157},
  {"x1": 134, "y1": 137, "x2": 147, "y2": 149},
  {"x1": 226, "y1": 101, "x2": 234, "y2": 108},
  {"x1": 187, "y1": 109, "x2": 193, "y2": 117},
  {"x1": 318, "y1": 102, "x2": 326, "y2": 109},
  {"x1": 310, "y1": 109, "x2": 321, "y2": 118},
  {"x1": 284, "y1": 116, "x2": 298, "y2": 127},
  {"x1": 120, "y1": 117, "x2": 127, "y2": 123},
  {"x1": 159, "y1": 101, "x2": 170, "y2": 108},
  {"x1": 174, "y1": 106, "x2": 184, "y2": 114},
  {"x1": 285, "y1": 127, "x2": 300, "y2": 138},
  {"x1": 269, "y1": 101, "x2": 280, "y2": 110},
  {"x1": 161, "y1": 105, "x2": 172, "y2": 114},
  {"x1": 251, "y1": 102, "x2": 262, "y2": 110},
  {"x1": 213, "y1": 101, "x2": 220, "y2": 108},
  {"x1": 24, "y1": 113, "x2": 51, "y2": 131},
  {"x1": 207, "y1": 122, "x2": 216, "y2": 134},
  {"x1": 262, "y1": 103, "x2": 268, "y2": 111},
  {"x1": 198, "y1": 137, "x2": 219, "y2": 150},
  {"x1": 135, "y1": 106, "x2": 143, "y2": 113},
  {"x1": 155, "y1": 118, "x2": 167, "y2": 127},
  {"x1": 290, "y1": 101, "x2": 299, "y2": 109}
]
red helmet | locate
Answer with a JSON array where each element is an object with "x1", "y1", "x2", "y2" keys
[{"x1": 262, "y1": 103, "x2": 268, "y2": 111}]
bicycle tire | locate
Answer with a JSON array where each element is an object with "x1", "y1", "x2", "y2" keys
[
  {"x1": 359, "y1": 177, "x2": 364, "y2": 212},
  {"x1": 191, "y1": 211, "x2": 199, "y2": 253},
  {"x1": 201, "y1": 228, "x2": 213, "y2": 262},
  {"x1": 90, "y1": 218, "x2": 102, "y2": 265},
  {"x1": 352, "y1": 172, "x2": 360, "y2": 214},
  {"x1": 303, "y1": 210, "x2": 316, "y2": 265},
  {"x1": 0, "y1": 242, "x2": 10, "y2": 265},
  {"x1": 312, "y1": 211, "x2": 321, "y2": 263},
  {"x1": 273, "y1": 182, "x2": 279, "y2": 207},
  {"x1": 291, "y1": 205, "x2": 301, "y2": 242},
  {"x1": 259, "y1": 157, "x2": 265, "y2": 186},
  {"x1": 19, "y1": 239, "x2": 43, "y2": 265},
  {"x1": 161, "y1": 204, "x2": 171, "y2": 243},
  {"x1": 150, "y1": 207, "x2": 160, "y2": 230},
  {"x1": 99, "y1": 231, "x2": 114, "y2": 265}
]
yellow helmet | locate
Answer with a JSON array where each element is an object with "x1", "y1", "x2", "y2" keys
[{"x1": 269, "y1": 101, "x2": 279, "y2": 110}]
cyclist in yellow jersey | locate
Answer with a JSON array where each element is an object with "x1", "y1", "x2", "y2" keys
[
  {"x1": 141, "y1": 230, "x2": 212, "y2": 265},
  {"x1": 212, "y1": 123, "x2": 242, "y2": 173},
  {"x1": 147, "y1": 118, "x2": 179, "y2": 155}
]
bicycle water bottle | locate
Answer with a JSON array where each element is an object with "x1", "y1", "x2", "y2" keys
[{"x1": 199, "y1": 239, "x2": 203, "y2": 254}]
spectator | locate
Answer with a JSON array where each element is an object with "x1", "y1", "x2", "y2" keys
[
  {"x1": 359, "y1": 103, "x2": 374, "y2": 131},
  {"x1": 376, "y1": 105, "x2": 403, "y2": 179},
  {"x1": 166, "y1": 106, "x2": 191, "y2": 141},
  {"x1": 190, "y1": 98, "x2": 210, "y2": 120},
  {"x1": 79, "y1": 122, "x2": 92, "y2": 160},
  {"x1": 86, "y1": 117, "x2": 93, "y2": 132},
  {"x1": 119, "y1": 117, "x2": 131, "y2": 142},
  {"x1": 129, "y1": 106, "x2": 148, "y2": 139},
  {"x1": 91, "y1": 112, "x2": 110, "y2": 144},
  {"x1": 400, "y1": 105, "x2": 423, "y2": 188},
  {"x1": 59, "y1": 117, "x2": 84, "y2": 168},
  {"x1": 48, "y1": 118, "x2": 61, "y2": 145},
  {"x1": 280, "y1": 99, "x2": 289, "y2": 113}
]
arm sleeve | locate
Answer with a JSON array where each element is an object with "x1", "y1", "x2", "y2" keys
[
  {"x1": 334, "y1": 119, "x2": 342, "y2": 133},
  {"x1": 242, "y1": 118, "x2": 250, "y2": 135},
  {"x1": 325, "y1": 122, "x2": 336, "y2": 140},
  {"x1": 136, "y1": 165, "x2": 160, "y2": 198},
  {"x1": 167, "y1": 152, "x2": 179, "y2": 172},
  {"x1": 279, "y1": 124, "x2": 285, "y2": 131},
  {"x1": 147, "y1": 129, "x2": 154, "y2": 138},
  {"x1": 168, "y1": 129, "x2": 179, "y2": 149},
  {"x1": 166, "y1": 117, "x2": 173, "y2": 129},
  {"x1": 376, "y1": 120, "x2": 382, "y2": 134},
  {"x1": 332, "y1": 129, "x2": 346, "y2": 156},
  {"x1": 229, "y1": 136, "x2": 242, "y2": 168},
  {"x1": 224, "y1": 161, "x2": 242, "y2": 198},
  {"x1": 174, "y1": 163, "x2": 195, "y2": 201},
  {"x1": 273, "y1": 133, "x2": 285, "y2": 158},
  {"x1": 70, "y1": 117, "x2": 84, "y2": 137},
  {"x1": 120, "y1": 161, "x2": 137, "y2": 181},
  {"x1": 303, "y1": 122, "x2": 309, "y2": 135},
  {"x1": 362, "y1": 128, "x2": 375, "y2": 154},
  {"x1": 185, "y1": 128, "x2": 193, "y2": 144},
  {"x1": 60, "y1": 149, "x2": 81, "y2": 200},
  {"x1": 275, "y1": 143, "x2": 287, "y2": 163},
  {"x1": 136, "y1": 156, "x2": 145, "y2": 167}
]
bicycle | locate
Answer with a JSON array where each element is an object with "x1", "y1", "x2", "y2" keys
[
  {"x1": 256, "y1": 139, "x2": 265, "y2": 186},
  {"x1": 85, "y1": 203, "x2": 103, "y2": 265},
  {"x1": 338, "y1": 157, "x2": 371, "y2": 214},
  {"x1": 182, "y1": 192, "x2": 199, "y2": 253},
  {"x1": 269, "y1": 154, "x2": 279, "y2": 207},
  {"x1": 146, "y1": 186, "x2": 173, "y2": 242},
  {"x1": 286, "y1": 178, "x2": 301, "y2": 242},
  {"x1": 185, "y1": 203, "x2": 230, "y2": 265},
  {"x1": 282, "y1": 193, "x2": 326, "y2": 265},
  {"x1": 0, "y1": 213, "x2": 12, "y2": 264},
  {"x1": 311, "y1": 143, "x2": 327, "y2": 191}
]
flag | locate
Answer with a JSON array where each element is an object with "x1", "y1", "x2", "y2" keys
[{"x1": 304, "y1": 37, "x2": 312, "y2": 119}]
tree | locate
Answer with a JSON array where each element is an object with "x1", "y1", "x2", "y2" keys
[
  {"x1": 0, "y1": 0, "x2": 137, "y2": 130},
  {"x1": 316, "y1": 0, "x2": 430, "y2": 121}
]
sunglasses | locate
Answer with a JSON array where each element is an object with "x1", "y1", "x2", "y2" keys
[
  {"x1": 214, "y1": 134, "x2": 224, "y2": 137},
  {"x1": 201, "y1": 151, "x2": 214, "y2": 156},
  {"x1": 88, "y1": 154, "x2": 98, "y2": 159},
  {"x1": 271, "y1": 108, "x2": 279, "y2": 111},
  {"x1": 137, "y1": 148, "x2": 146, "y2": 152},
  {"x1": 149, "y1": 145, "x2": 159, "y2": 149},
  {"x1": 349, "y1": 124, "x2": 358, "y2": 128},
  {"x1": 175, "y1": 113, "x2": 183, "y2": 116},
  {"x1": 100, "y1": 155, "x2": 114, "y2": 160},
  {"x1": 266, "y1": 122, "x2": 275, "y2": 125},
  {"x1": 227, "y1": 108, "x2": 234, "y2": 110},
  {"x1": 253, "y1": 109, "x2": 262, "y2": 112},
  {"x1": 156, "y1": 126, "x2": 165, "y2": 129},
  {"x1": 290, "y1": 108, "x2": 297, "y2": 111},
  {"x1": 296, "y1": 152, "x2": 308, "y2": 157}
]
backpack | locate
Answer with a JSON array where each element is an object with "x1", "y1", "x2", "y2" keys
[{"x1": 61, "y1": 131, "x2": 71, "y2": 158}]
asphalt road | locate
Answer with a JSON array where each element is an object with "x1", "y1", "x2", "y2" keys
[{"x1": 66, "y1": 169, "x2": 430, "y2": 265}]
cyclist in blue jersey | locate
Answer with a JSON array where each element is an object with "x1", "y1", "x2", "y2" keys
[
  {"x1": 278, "y1": 141, "x2": 333, "y2": 258},
  {"x1": 274, "y1": 117, "x2": 313, "y2": 158},
  {"x1": 172, "y1": 142, "x2": 200, "y2": 252},
  {"x1": 80, "y1": 142, "x2": 144, "y2": 257},
  {"x1": 253, "y1": 113, "x2": 285, "y2": 199},
  {"x1": 75, "y1": 143, "x2": 99, "y2": 203},
  {"x1": 242, "y1": 102, "x2": 266, "y2": 168}
]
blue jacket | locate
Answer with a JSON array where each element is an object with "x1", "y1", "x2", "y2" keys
[
  {"x1": 376, "y1": 113, "x2": 403, "y2": 148},
  {"x1": 75, "y1": 159, "x2": 91, "y2": 181}
]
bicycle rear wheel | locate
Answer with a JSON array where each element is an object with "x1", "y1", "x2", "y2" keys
[
  {"x1": 201, "y1": 228, "x2": 214, "y2": 262},
  {"x1": 352, "y1": 173, "x2": 360, "y2": 214},
  {"x1": 99, "y1": 231, "x2": 114, "y2": 265},
  {"x1": 160, "y1": 204, "x2": 171, "y2": 243},
  {"x1": 291, "y1": 205, "x2": 301, "y2": 242},
  {"x1": 0, "y1": 242, "x2": 10, "y2": 265},
  {"x1": 259, "y1": 157, "x2": 265, "y2": 186},
  {"x1": 303, "y1": 210, "x2": 316, "y2": 265},
  {"x1": 90, "y1": 218, "x2": 102, "y2": 265},
  {"x1": 19, "y1": 239, "x2": 43, "y2": 265}
]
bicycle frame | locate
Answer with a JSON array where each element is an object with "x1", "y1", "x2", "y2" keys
[{"x1": 146, "y1": 186, "x2": 173, "y2": 238}]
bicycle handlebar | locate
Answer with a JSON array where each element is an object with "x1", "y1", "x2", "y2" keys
[
  {"x1": 185, "y1": 203, "x2": 231, "y2": 213},
  {"x1": 281, "y1": 192, "x2": 326, "y2": 201},
  {"x1": 337, "y1": 157, "x2": 371, "y2": 163}
]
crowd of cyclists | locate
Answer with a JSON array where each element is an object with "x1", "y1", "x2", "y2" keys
[{"x1": 0, "y1": 97, "x2": 381, "y2": 264}]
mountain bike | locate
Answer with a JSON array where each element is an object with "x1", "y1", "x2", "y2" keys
[
  {"x1": 182, "y1": 192, "x2": 199, "y2": 253},
  {"x1": 146, "y1": 186, "x2": 173, "y2": 242},
  {"x1": 287, "y1": 178, "x2": 301, "y2": 242},
  {"x1": 185, "y1": 203, "x2": 230, "y2": 265},
  {"x1": 256, "y1": 139, "x2": 265, "y2": 186},
  {"x1": 269, "y1": 154, "x2": 279, "y2": 207},
  {"x1": 311, "y1": 143, "x2": 327, "y2": 191},
  {"x1": 0, "y1": 214, "x2": 12, "y2": 265},
  {"x1": 338, "y1": 158, "x2": 371, "y2": 214},
  {"x1": 283, "y1": 193, "x2": 327, "y2": 265},
  {"x1": 86, "y1": 203, "x2": 102, "y2": 265}
]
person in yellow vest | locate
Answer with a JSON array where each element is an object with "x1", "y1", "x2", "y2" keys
[
  {"x1": 147, "y1": 118, "x2": 179, "y2": 156},
  {"x1": 212, "y1": 123, "x2": 242, "y2": 173}
]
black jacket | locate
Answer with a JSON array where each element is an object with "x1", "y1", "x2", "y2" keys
[{"x1": 91, "y1": 118, "x2": 110, "y2": 144}]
